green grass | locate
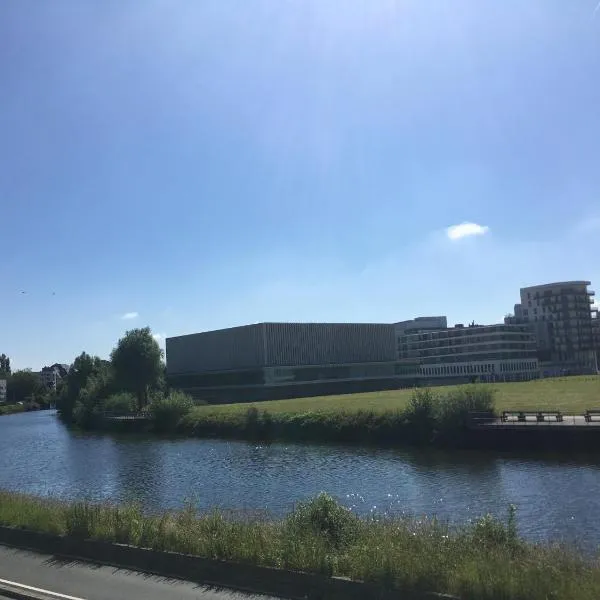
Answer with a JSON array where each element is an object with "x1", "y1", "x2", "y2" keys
[
  {"x1": 174, "y1": 377, "x2": 600, "y2": 445},
  {"x1": 0, "y1": 404, "x2": 25, "y2": 417},
  {"x1": 187, "y1": 376, "x2": 600, "y2": 420},
  {"x1": 0, "y1": 489, "x2": 598, "y2": 600}
]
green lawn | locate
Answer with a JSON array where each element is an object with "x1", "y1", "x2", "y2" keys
[{"x1": 188, "y1": 376, "x2": 600, "y2": 420}]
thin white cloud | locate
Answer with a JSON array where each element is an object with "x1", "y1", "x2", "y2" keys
[
  {"x1": 152, "y1": 333, "x2": 164, "y2": 341},
  {"x1": 446, "y1": 222, "x2": 489, "y2": 241},
  {"x1": 121, "y1": 312, "x2": 139, "y2": 320}
]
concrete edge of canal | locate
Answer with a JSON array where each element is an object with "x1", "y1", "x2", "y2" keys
[{"x1": 0, "y1": 526, "x2": 459, "y2": 600}]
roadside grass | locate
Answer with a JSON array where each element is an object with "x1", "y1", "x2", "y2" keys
[{"x1": 0, "y1": 490, "x2": 598, "y2": 600}]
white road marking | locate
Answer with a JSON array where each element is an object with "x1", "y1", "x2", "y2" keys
[{"x1": 0, "y1": 577, "x2": 86, "y2": 600}]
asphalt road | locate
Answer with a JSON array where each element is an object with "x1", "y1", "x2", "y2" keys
[{"x1": 0, "y1": 545, "x2": 278, "y2": 600}]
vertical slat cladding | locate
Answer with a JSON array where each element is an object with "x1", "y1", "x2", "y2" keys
[
  {"x1": 166, "y1": 325, "x2": 265, "y2": 374},
  {"x1": 264, "y1": 323, "x2": 396, "y2": 366},
  {"x1": 167, "y1": 322, "x2": 397, "y2": 374}
]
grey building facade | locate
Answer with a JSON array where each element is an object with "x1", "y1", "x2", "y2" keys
[{"x1": 166, "y1": 322, "x2": 418, "y2": 402}]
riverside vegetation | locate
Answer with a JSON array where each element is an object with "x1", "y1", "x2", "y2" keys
[
  {"x1": 0, "y1": 490, "x2": 598, "y2": 600},
  {"x1": 178, "y1": 385, "x2": 495, "y2": 446},
  {"x1": 0, "y1": 403, "x2": 26, "y2": 417},
  {"x1": 69, "y1": 380, "x2": 496, "y2": 447},
  {"x1": 172, "y1": 375, "x2": 600, "y2": 445},
  {"x1": 61, "y1": 372, "x2": 600, "y2": 448}
]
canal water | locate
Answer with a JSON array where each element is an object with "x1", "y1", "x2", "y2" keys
[{"x1": 1, "y1": 410, "x2": 599, "y2": 551}]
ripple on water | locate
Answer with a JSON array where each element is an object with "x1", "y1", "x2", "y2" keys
[{"x1": 1, "y1": 411, "x2": 600, "y2": 551}]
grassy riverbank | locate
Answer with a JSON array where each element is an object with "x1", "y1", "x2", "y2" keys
[
  {"x1": 174, "y1": 377, "x2": 600, "y2": 445},
  {"x1": 0, "y1": 490, "x2": 597, "y2": 600},
  {"x1": 188, "y1": 376, "x2": 600, "y2": 418},
  {"x1": 177, "y1": 385, "x2": 494, "y2": 445},
  {"x1": 0, "y1": 404, "x2": 25, "y2": 417}
]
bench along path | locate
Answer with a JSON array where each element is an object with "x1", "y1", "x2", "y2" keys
[{"x1": 468, "y1": 411, "x2": 600, "y2": 428}]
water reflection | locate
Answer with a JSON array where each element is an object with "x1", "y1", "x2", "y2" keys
[{"x1": 0, "y1": 411, "x2": 599, "y2": 551}]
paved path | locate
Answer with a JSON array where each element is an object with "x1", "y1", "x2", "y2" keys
[{"x1": 0, "y1": 545, "x2": 277, "y2": 600}]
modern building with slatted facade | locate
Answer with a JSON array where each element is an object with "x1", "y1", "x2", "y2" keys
[{"x1": 166, "y1": 322, "x2": 419, "y2": 402}]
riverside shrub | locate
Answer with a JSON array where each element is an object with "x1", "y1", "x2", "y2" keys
[
  {"x1": 104, "y1": 392, "x2": 136, "y2": 415},
  {"x1": 150, "y1": 391, "x2": 194, "y2": 432},
  {"x1": 402, "y1": 388, "x2": 439, "y2": 443},
  {"x1": 434, "y1": 385, "x2": 495, "y2": 441},
  {"x1": 285, "y1": 493, "x2": 360, "y2": 548}
]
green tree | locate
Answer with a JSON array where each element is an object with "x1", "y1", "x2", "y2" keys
[
  {"x1": 7, "y1": 370, "x2": 43, "y2": 404},
  {"x1": 110, "y1": 327, "x2": 164, "y2": 410},
  {"x1": 57, "y1": 352, "x2": 110, "y2": 421},
  {"x1": 0, "y1": 354, "x2": 11, "y2": 377}
]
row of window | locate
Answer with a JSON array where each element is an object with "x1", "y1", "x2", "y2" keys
[
  {"x1": 398, "y1": 334, "x2": 533, "y2": 348},
  {"x1": 527, "y1": 288, "x2": 589, "y2": 299},
  {"x1": 422, "y1": 361, "x2": 538, "y2": 377},
  {"x1": 499, "y1": 361, "x2": 537, "y2": 372},
  {"x1": 405, "y1": 327, "x2": 530, "y2": 343},
  {"x1": 412, "y1": 351, "x2": 537, "y2": 365},
  {"x1": 398, "y1": 342, "x2": 535, "y2": 357}
]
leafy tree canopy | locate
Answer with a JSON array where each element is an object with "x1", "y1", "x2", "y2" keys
[
  {"x1": 56, "y1": 352, "x2": 110, "y2": 421},
  {"x1": 110, "y1": 327, "x2": 163, "y2": 410},
  {"x1": 7, "y1": 369, "x2": 43, "y2": 403}
]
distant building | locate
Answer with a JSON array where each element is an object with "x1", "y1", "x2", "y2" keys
[
  {"x1": 0, "y1": 379, "x2": 6, "y2": 403},
  {"x1": 394, "y1": 316, "x2": 448, "y2": 336},
  {"x1": 507, "y1": 281, "x2": 597, "y2": 373},
  {"x1": 396, "y1": 320, "x2": 539, "y2": 383},
  {"x1": 167, "y1": 322, "x2": 420, "y2": 402},
  {"x1": 39, "y1": 363, "x2": 70, "y2": 390}
]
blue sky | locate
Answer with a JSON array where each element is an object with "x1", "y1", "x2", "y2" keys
[{"x1": 1, "y1": 1, "x2": 599, "y2": 370}]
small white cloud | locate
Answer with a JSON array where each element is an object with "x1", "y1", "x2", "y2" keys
[
  {"x1": 446, "y1": 222, "x2": 489, "y2": 241},
  {"x1": 152, "y1": 332, "x2": 167, "y2": 342},
  {"x1": 121, "y1": 312, "x2": 139, "y2": 320}
]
